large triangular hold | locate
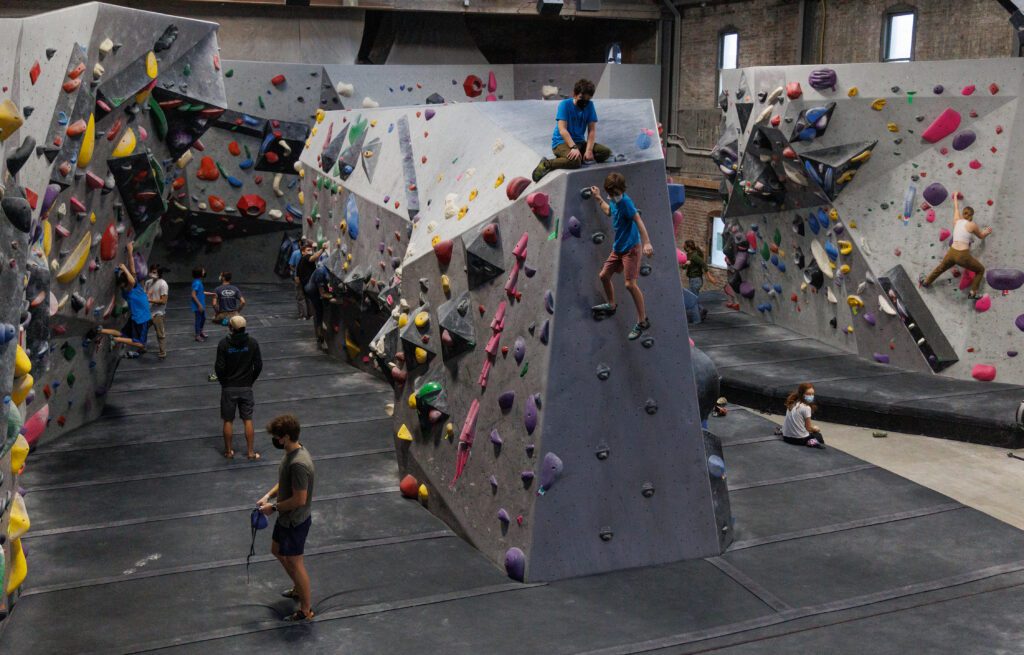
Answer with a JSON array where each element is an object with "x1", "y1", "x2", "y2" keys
[
  {"x1": 319, "y1": 122, "x2": 350, "y2": 174},
  {"x1": 464, "y1": 224, "x2": 504, "y2": 288},
  {"x1": 790, "y1": 103, "x2": 836, "y2": 143},
  {"x1": 800, "y1": 141, "x2": 877, "y2": 200},
  {"x1": 711, "y1": 132, "x2": 739, "y2": 179},
  {"x1": 361, "y1": 137, "x2": 382, "y2": 183},
  {"x1": 400, "y1": 303, "x2": 437, "y2": 370},
  {"x1": 371, "y1": 281, "x2": 401, "y2": 313},
  {"x1": 255, "y1": 119, "x2": 309, "y2": 173},
  {"x1": 342, "y1": 264, "x2": 371, "y2": 297},
  {"x1": 735, "y1": 103, "x2": 753, "y2": 133},
  {"x1": 368, "y1": 317, "x2": 402, "y2": 378},
  {"x1": 150, "y1": 87, "x2": 225, "y2": 159},
  {"x1": 108, "y1": 152, "x2": 166, "y2": 233},
  {"x1": 438, "y1": 291, "x2": 476, "y2": 360},
  {"x1": 335, "y1": 116, "x2": 369, "y2": 181}
]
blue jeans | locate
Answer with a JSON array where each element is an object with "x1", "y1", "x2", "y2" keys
[
  {"x1": 683, "y1": 288, "x2": 701, "y2": 324},
  {"x1": 688, "y1": 276, "x2": 704, "y2": 295},
  {"x1": 194, "y1": 309, "x2": 206, "y2": 336}
]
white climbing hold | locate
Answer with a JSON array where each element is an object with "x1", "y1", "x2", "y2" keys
[
  {"x1": 492, "y1": 139, "x2": 504, "y2": 153},
  {"x1": 273, "y1": 173, "x2": 284, "y2": 197},
  {"x1": 541, "y1": 85, "x2": 559, "y2": 99},
  {"x1": 755, "y1": 104, "x2": 774, "y2": 124},
  {"x1": 99, "y1": 38, "x2": 114, "y2": 56},
  {"x1": 766, "y1": 86, "x2": 784, "y2": 104},
  {"x1": 444, "y1": 193, "x2": 458, "y2": 219},
  {"x1": 878, "y1": 294, "x2": 897, "y2": 316},
  {"x1": 278, "y1": 139, "x2": 292, "y2": 156},
  {"x1": 336, "y1": 82, "x2": 354, "y2": 97},
  {"x1": 362, "y1": 97, "x2": 379, "y2": 108},
  {"x1": 92, "y1": 63, "x2": 105, "y2": 80},
  {"x1": 268, "y1": 209, "x2": 283, "y2": 219},
  {"x1": 827, "y1": 288, "x2": 837, "y2": 304}
]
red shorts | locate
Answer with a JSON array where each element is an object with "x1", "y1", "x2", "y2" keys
[{"x1": 600, "y1": 245, "x2": 641, "y2": 281}]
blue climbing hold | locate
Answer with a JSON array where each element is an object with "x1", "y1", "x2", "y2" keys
[
  {"x1": 824, "y1": 240, "x2": 838, "y2": 261},
  {"x1": 708, "y1": 455, "x2": 726, "y2": 479},
  {"x1": 346, "y1": 194, "x2": 360, "y2": 240}
]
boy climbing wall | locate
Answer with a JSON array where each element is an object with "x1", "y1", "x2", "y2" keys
[{"x1": 588, "y1": 172, "x2": 655, "y2": 340}]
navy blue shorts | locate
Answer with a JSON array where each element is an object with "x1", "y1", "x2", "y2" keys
[{"x1": 273, "y1": 516, "x2": 312, "y2": 556}]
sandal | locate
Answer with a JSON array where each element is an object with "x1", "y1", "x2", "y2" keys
[
  {"x1": 283, "y1": 609, "x2": 315, "y2": 622},
  {"x1": 281, "y1": 588, "x2": 300, "y2": 599},
  {"x1": 247, "y1": 452, "x2": 261, "y2": 461},
  {"x1": 223, "y1": 450, "x2": 235, "y2": 459}
]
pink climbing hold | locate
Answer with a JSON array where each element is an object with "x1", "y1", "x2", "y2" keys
[
  {"x1": 974, "y1": 294, "x2": 992, "y2": 312},
  {"x1": 969, "y1": 159, "x2": 982, "y2": 170},
  {"x1": 939, "y1": 227, "x2": 951, "y2": 242},
  {"x1": 451, "y1": 399, "x2": 480, "y2": 487},
  {"x1": 488, "y1": 71, "x2": 497, "y2": 93},
  {"x1": 960, "y1": 269, "x2": 976, "y2": 291},
  {"x1": 485, "y1": 93, "x2": 497, "y2": 102},
  {"x1": 971, "y1": 364, "x2": 996, "y2": 381},
  {"x1": 506, "y1": 177, "x2": 530, "y2": 201},
  {"x1": 962, "y1": 84, "x2": 976, "y2": 96},
  {"x1": 921, "y1": 108, "x2": 962, "y2": 143},
  {"x1": 527, "y1": 192, "x2": 551, "y2": 219},
  {"x1": 926, "y1": 209, "x2": 936, "y2": 223},
  {"x1": 672, "y1": 210, "x2": 683, "y2": 233},
  {"x1": 22, "y1": 404, "x2": 49, "y2": 446},
  {"x1": 676, "y1": 249, "x2": 688, "y2": 266},
  {"x1": 786, "y1": 82, "x2": 802, "y2": 99}
]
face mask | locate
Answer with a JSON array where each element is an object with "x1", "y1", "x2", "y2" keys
[
  {"x1": 271, "y1": 436, "x2": 286, "y2": 450},
  {"x1": 575, "y1": 98, "x2": 589, "y2": 110},
  {"x1": 610, "y1": 194, "x2": 623, "y2": 203},
  {"x1": 803, "y1": 394, "x2": 814, "y2": 403}
]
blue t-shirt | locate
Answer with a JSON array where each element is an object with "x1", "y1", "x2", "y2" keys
[
  {"x1": 305, "y1": 266, "x2": 331, "y2": 297},
  {"x1": 551, "y1": 98, "x2": 598, "y2": 150},
  {"x1": 609, "y1": 194, "x2": 641, "y2": 254},
  {"x1": 288, "y1": 249, "x2": 301, "y2": 270},
  {"x1": 191, "y1": 279, "x2": 205, "y2": 311},
  {"x1": 123, "y1": 283, "x2": 152, "y2": 323}
]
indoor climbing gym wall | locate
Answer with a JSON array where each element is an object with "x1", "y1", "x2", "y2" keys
[
  {"x1": 300, "y1": 99, "x2": 731, "y2": 581},
  {"x1": 0, "y1": 3, "x2": 227, "y2": 603},
  {"x1": 715, "y1": 59, "x2": 1024, "y2": 385}
]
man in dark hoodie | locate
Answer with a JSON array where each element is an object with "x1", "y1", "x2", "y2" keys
[{"x1": 215, "y1": 315, "x2": 263, "y2": 460}]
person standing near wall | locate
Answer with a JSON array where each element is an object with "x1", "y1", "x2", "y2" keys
[
  {"x1": 145, "y1": 265, "x2": 169, "y2": 360},
  {"x1": 682, "y1": 240, "x2": 709, "y2": 322},
  {"x1": 304, "y1": 262, "x2": 333, "y2": 351},
  {"x1": 290, "y1": 240, "x2": 310, "y2": 320},
  {"x1": 532, "y1": 79, "x2": 612, "y2": 182},
  {"x1": 191, "y1": 267, "x2": 209, "y2": 342},
  {"x1": 213, "y1": 272, "x2": 247, "y2": 323}
]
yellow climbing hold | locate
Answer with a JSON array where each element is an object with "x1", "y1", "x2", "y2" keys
[
  {"x1": 847, "y1": 87, "x2": 859, "y2": 97},
  {"x1": 298, "y1": 191, "x2": 304, "y2": 206},
  {"x1": 849, "y1": 220, "x2": 858, "y2": 229},
  {"x1": 77, "y1": 113, "x2": 96, "y2": 168},
  {"x1": 847, "y1": 295, "x2": 864, "y2": 312},
  {"x1": 444, "y1": 422, "x2": 454, "y2": 440},
  {"x1": 8, "y1": 493, "x2": 29, "y2": 540},
  {"x1": 0, "y1": 99, "x2": 24, "y2": 142},
  {"x1": 6, "y1": 538, "x2": 26, "y2": 594},
  {"x1": 55, "y1": 232, "x2": 91, "y2": 284},
  {"x1": 494, "y1": 173, "x2": 505, "y2": 188},
  {"x1": 408, "y1": 393, "x2": 417, "y2": 409},
  {"x1": 441, "y1": 274, "x2": 450, "y2": 295},
  {"x1": 431, "y1": 235, "x2": 441, "y2": 247},
  {"x1": 415, "y1": 347, "x2": 427, "y2": 364},
  {"x1": 370, "y1": 120, "x2": 377, "y2": 127},
  {"x1": 339, "y1": 220, "x2": 347, "y2": 234},
  {"x1": 838, "y1": 240, "x2": 853, "y2": 255},
  {"x1": 315, "y1": 109, "x2": 325, "y2": 123},
  {"x1": 42, "y1": 220, "x2": 52, "y2": 257},
  {"x1": 145, "y1": 51, "x2": 158, "y2": 78},
  {"x1": 850, "y1": 149, "x2": 873, "y2": 164},
  {"x1": 15, "y1": 345, "x2": 31, "y2": 377},
  {"x1": 344, "y1": 332, "x2": 360, "y2": 359},
  {"x1": 887, "y1": 122, "x2": 898, "y2": 132},
  {"x1": 846, "y1": 325, "x2": 854, "y2": 334},
  {"x1": 89, "y1": 212, "x2": 96, "y2": 224},
  {"x1": 828, "y1": 208, "x2": 839, "y2": 221},
  {"x1": 112, "y1": 127, "x2": 136, "y2": 158},
  {"x1": 176, "y1": 150, "x2": 193, "y2": 168},
  {"x1": 396, "y1": 423, "x2": 413, "y2": 441},
  {"x1": 458, "y1": 206, "x2": 468, "y2": 220},
  {"x1": 469, "y1": 188, "x2": 478, "y2": 201},
  {"x1": 10, "y1": 433, "x2": 28, "y2": 472},
  {"x1": 839, "y1": 264, "x2": 851, "y2": 274},
  {"x1": 836, "y1": 170, "x2": 856, "y2": 185},
  {"x1": 414, "y1": 311, "x2": 429, "y2": 328},
  {"x1": 417, "y1": 483, "x2": 428, "y2": 505},
  {"x1": 871, "y1": 98, "x2": 887, "y2": 111},
  {"x1": 11, "y1": 374, "x2": 32, "y2": 405},
  {"x1": 397, "y1": 313, "x2": 409, "y2": 328}
]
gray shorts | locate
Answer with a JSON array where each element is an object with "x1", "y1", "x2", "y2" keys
[{"x1": 220, "y1": 387, "x2": 254, "y2": 421}]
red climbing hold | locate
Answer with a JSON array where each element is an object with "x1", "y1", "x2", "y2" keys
[
  {"x1": 100, "y1": 223, "x2": 118, "y2": 261},
  {"x1": 990, "y1": 82, "x2": 1000, "y2": 95},
  {"x1": 770, "y1": 115, "x2": 781, "y2": 127},
  {"x1": 30, "y1": 60, "x2": 40, "y2": 85},
  {"x1": 237, "y1": 194, "x2": 267, "y2": 217},
  {"x1": 786, "y1": 82, "x2": 802, "y2": 99},
  {"x1": 971, "y1": 364, "x2": 996, "y2": 382},
  {"x1": 463, "y1": 74, "x2": 483, "y2": 98},
  {"x1": 433, "y1": 239, "x2": 454, "y2": 267},
  {"x1": 196, "y1": 156, "x2": 219, "y2": 181},
  {"x1": 67, "y1": 62, "x2": 86, "y2": 80},
  {"x1": 506, "y1": 177, "x2": 530, "y2": 201},
  {"x1": 962, "y1": 84, "x2": 976, "y2": 96},
  {"x1": 399, "y1": 474, "x2": 419, "y2": 498},
  {"x1": 482, "y1": 223, "x2": 498, "y2": 245},
  {"x1": 264, "y1": 151, "x2": 279, "y2": 164},
  {"x1": 488, "y1": 71, "x2": 497, "y2": 93},
  {"x1": 271, "y1": 74, "x2": 286, "y2": 87},
  {"x1": 208, "y1": 195, "x2": 225, "y2": 212},
  {"x1": 228, "y1": 141, "x2": 240, "y2": 156},
  {"x1": 63, "y1": 78, "x2": 82, "y2": 93}
]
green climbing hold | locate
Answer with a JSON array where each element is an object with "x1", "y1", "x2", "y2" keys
[
  {"x1": 906, "y1": 91, "x2": 915, "y2": 104},
  {"x1": 349, "y1": 116, "x2": 369, "y2": 144},
  {"x1": 520, "y1": 362, "x2": 529, "y2": 377},
  {"x1": 216, "y1": 162, "x2": 229, "y2": 179},
  {"x1": 415, "y1": 381, "x2": 442, "y2": 404},
  {"x1": 244, "y1": 144, "x2": 252, "y2": 158},
  {"x1": 760, "y1": 240, "x2": 770, "y2": 261},
  {"x1": 772, "y1": 227, "x2": 781, "y2": 246},
  {"x1": 61, "y1": 343, "x2": 76, "y2": 361},
  {"x1": 148, "y1": 95, "x2": 168, "y2": 140},
  {"x1": 548, "y1": 218, "x2": 560, "y2": 241},
  {"x1": 66, "y1": 372, "x2": 75, "y2": 387},
  {"x1": 258, "y1": 95, "x2": 265, "y2": 109},
  {"x1": 183, "y1": 63, "x2": 191, "y2": 77},
  {"x1": 225, "y1": 69, "x2": 234, "y2": 78}
]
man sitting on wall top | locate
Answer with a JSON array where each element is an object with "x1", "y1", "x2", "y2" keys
[{"x1": 532, "y1": 78, "x2": 612, "y2": 182}]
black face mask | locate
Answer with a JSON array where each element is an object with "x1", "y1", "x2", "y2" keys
[
  {"x1": 575, "y1": 98, "x2": 590, "y2": 110},
  {"x1": 271, "y1": 436, "x2": 286, "y2": 450}
]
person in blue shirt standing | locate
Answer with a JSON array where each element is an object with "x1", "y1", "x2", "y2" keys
[
  {"x1": 117, "y1": 241, "x2": 152, "y2": 359},
  {"x1": 532, "y1": 79, "x2": 612, "y2": 182},
  {"x1": 191, "y1": 267, "x2": 209, "y2": 342},
  {"x1": 289, "y1": 239, "x2": 309, "y2": 320},
  {"x1": 587, "y1": 173, "x2": 654, "y2": 340}
]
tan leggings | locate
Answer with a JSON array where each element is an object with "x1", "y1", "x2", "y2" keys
[{"x1": 923, "y1": 247, "x2": 984, "y2": 293}]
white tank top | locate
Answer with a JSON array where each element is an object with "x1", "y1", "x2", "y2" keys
[{"x1": 952, "y1": 219, "x2": 972, "y2": 248}]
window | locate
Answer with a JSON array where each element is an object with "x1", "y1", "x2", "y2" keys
[
  {"x1": 718, "y1": 30, "x2": 738, "y2": 95},
  {"x1": 883, "y1": 9, "x2": 916, "y2": 62},
  {"x1": 710, "y1": 216, "x2": 727, "y2": 269}
]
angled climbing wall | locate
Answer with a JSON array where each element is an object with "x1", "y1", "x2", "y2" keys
[
  {"x1": 716, "y1": 60, "x2": 1024, "y2": 385},
  {"x1": 0, "y1": 3, "x2": 226, "y2": 606},
  {"x1": 300, "y1": 99, "x2": 730, "y2": 581}
]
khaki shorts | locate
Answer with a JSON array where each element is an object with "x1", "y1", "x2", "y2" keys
[{"x1": 600, "y1": 245, "x2": 641, "y2": 281}]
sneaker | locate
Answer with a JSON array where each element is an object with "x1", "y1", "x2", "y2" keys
[
  {"x1": 281, "y1": 588, "x2": 300, "y2": 599},
  {"x1": 208, "y1": 373, "x2": 218, "y2": 382},
  {"x1": 627, "y1": 319, "x2": 651, "y2": 341},
  {"x1": 532, "y1": 158, "x2": 550, "y2": 183},
  {"x1": 806, "y1": 438, "x2": 824, "y2": 449}
]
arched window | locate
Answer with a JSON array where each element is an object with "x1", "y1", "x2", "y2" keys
[
  {"x1": 883, "y1": 6, "x2": 916, "y2": 62},
  {"x1": 718, "y1": 29, "x2": 739, "y2": 95}
]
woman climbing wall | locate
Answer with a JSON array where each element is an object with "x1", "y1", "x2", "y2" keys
[{"x1": 920, "y1": 191, "x2": 993, "y2": 299}]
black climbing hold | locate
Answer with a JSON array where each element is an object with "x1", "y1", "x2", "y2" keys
[
  {"x1": 639, "y1": 264, "x2": 652, "y2": 277},
  {"x1": 599, "y1": 527, "x2": 614, "y2": 542},
  {"x1": 596, "y1": 363, "x2": 610, "y2": 380},
  {"x1": 1, "y1": 195, "x2": 32, "y2": 233},
  {"x1": 591, "y1": 232, "x2": 605, "y2": 244},
  {"x1": 595, "y1": 444, "x2": 610, "y2": 460},
  {"x1": 46, "y1": 48, "x2": 56, "y2": 60},
  {"x1": 641, "y1": 337, "x2": 654, "y2": 349},
  {"x1": 891, "y1": 86, "x2": 900, "y2": 93},
  {"x1": 525, "y1": 444, "x2": 535, "y2": 457},
  {"x1": 154, "y1": 25, "x2": 180, "y2": 52},
  {"x1": 829, "y1": 317, "x2": 838, "y2": 329},
  {"x1": 6, "y1": 136, "x2": 35, "y2": 178},
  {"x1": 580, "y1": 187, "x2": 593, "y2": 200},
  {"x1": 22, "y1": 106, "x2": 33, "y2": 119},
  {"x1": 426, "y1": 93, "x2": 445, "y2": 104},
  {"x1": 644, "y1": 399, "x2": 658, "y2": 415},
  {"x1": 641, "y1": 483, "x2": 655, "y2": 498}
]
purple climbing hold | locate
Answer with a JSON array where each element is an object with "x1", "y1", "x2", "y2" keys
[
  {"x1": 498, "y1": 390, "x2": 515, "y2": 411},
  {"x1": 490, "y1": 429, "x2": 503, "y2": 445},
  {"x1": 490, "y1": 475, "x2": 498, "y2": 490},
  {"x1": 513, "y1": 337, "x2": 526, "y2": 364},
  {"x1": 986, "y1": 269, "x2": 1024, "y2": 291},
  {"x1": 424, "y1": 109, "x2": 436, "y2": 120},
  {"x1": 739, "y1": 282, "x2": 755, "y2": 299},
  {"x1": 524, "y1": 265, "x2": 537, "y2": 278},
  {"x1": 41, "y1": 183, "x2": 61, "y2": 218},
  {"x1": 873, "y1": 353, "x2": 890, "y2": 364},
  {"x1": 539, "y1": 319, "x2": 549, "y2": 345},
  {"x1": 933, "y1": 85, "x2": 944, "y2": 94},
  {"x1": 1016, "y1": 315, "x2": 1024, "y2": 332},
  {"x1": 922, "y1": 182, "x2": 948, "y2": 207},
  {"x1": 808, "y1": 68, "x2": 837, "y2": 91},
  {"x1": 524, "y1": 394, "x2": 538, "y2": 434},
  {"x1": 952, "y1": 131, "x2": 976, "y2": 151},
  {"x1": 567, "y1": 216, "x2": 582, "y2": 238},
  {"x1": 1009, "y1": 351, "x2": 1019, "y2": 358},
  {"x1": 863, "y1": 312, "x2": 876, "y2": 326},
  {"x1": 521, "y1": 470, "x2": 535, "y2": 482},
  {"x1": 504, "y1": 547, "x2": 526, "y2": 581},
  {"x1": 544, "y1": 289, "x2": 554, "y2": 314},
  {"x1": 537, "y1": 452, "x2": 564, "y2": 495},
  {"x1": 498, "y1": 508, "x2": 510, "y2": 523}
]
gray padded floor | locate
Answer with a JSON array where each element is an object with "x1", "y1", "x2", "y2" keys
[{"x1": 4, "y1": 284, "x2": 1024, "y2": 654}]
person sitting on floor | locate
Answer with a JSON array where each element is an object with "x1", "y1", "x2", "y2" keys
[
  {"x1": 781, "y1": 382, "x2": 824, "y2": 449},
  {"x1": 532, "y1": 79, "x2": 612, "y2": 182}
]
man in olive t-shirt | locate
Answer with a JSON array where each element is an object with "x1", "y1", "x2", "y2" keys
[{"x1": 258, "y1": 414, "x2": 316, "y2": 621}]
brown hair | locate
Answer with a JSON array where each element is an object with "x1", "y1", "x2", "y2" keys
[
  {"x1": 603, "y1": 172, "x2": 626, "y2": 195},
  {"x1": 574, "y1": 79, "x2": 596, "y2": 97},
  {"x1": 962, "y1": 206, "x2": 975, "y2": 219},
  {"x1": 784, "y1": 382, "x2": 816, "y2": 411},
  {"x1": 684, "y1": 239, "x2": 704, "y2": 258},
  {"x1": 267, "y1": 414, "x2": 301, "y2": 442}
]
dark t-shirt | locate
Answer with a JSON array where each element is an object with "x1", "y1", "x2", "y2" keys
[
  {"x1": 215, "y1": 284, "x2": 243, "y2": 312},
  {"x1": 277, "y1": 447, "x2": 315, "y2": 527},
  {"x1": 296, "y1": 256, "x2": 316, "y2": 286}
]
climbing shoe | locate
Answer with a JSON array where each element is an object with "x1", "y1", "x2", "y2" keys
[
  {"x1": 532, "y1": 159, "x2": 550, "y2": 183},
  {"x1": 918, "y1": 274, "x2": 930, "y2": 288},
  {"x1": 591, "y1": 303, "x2": 617, "y2": 320},
  {"x1": 627, "y1": 319, "x2": 650, "y2": 341}
]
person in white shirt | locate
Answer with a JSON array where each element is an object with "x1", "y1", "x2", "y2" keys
[
  {"x1": 781, "y1": 382, "x2": 824, "y2": 449},
  {"x1": 920, "y1": 192, "x2": 992, "y2": 299},
  {"x1": 145, "y1": 265, "x2": 169, "y2": 360}
]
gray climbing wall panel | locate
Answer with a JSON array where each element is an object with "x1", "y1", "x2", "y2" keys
[
  {"x1": 718, "y1": 60, "x2": 1024, "y2": 384},
  {"x1": 300, "y1": 99, "x2": 728, "y2": 581},
  {"x1": 0, "y1": 2, "x2": 226, "y2": 605}
]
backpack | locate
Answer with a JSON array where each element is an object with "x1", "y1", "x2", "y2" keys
[{"x1": 274, "y1": 234, "x2": 299, "y2": 278}]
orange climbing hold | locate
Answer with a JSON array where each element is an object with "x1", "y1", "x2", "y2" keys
[
  {"x1": 196, "y1": 156, "x2": 219, "y2": 181},
  {"x1": 208, "y1": 195, "x2": 226, "y2": 212},
  {"x1": 399, "y1": 474, "x2": 419, "y2": 498},
  {"x1": 29, "y1": 60, "x2": 40, "y2": 85},
  {"x1": 271, "y1": 74, "x2": 286, "y2": 87},
  {"x1": 228, "y1": 141, "x2": 241, "y2": 156}
]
